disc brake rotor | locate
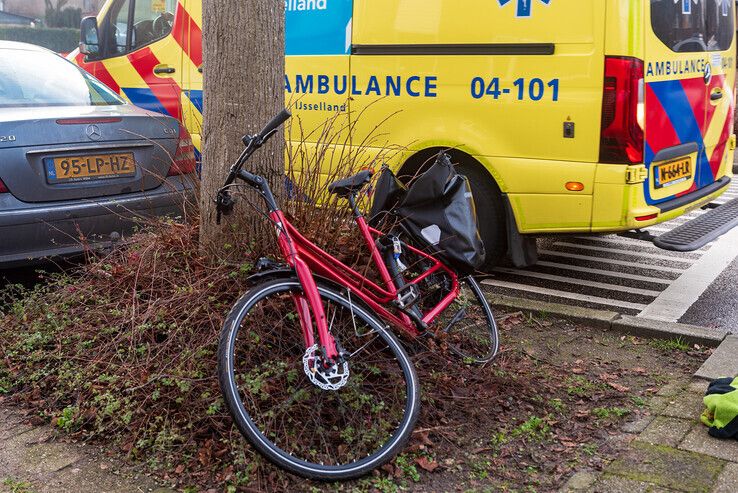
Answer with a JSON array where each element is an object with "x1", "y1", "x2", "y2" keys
[{"x1": 302, "y1": 344, "x2": 350, "y2": 391}]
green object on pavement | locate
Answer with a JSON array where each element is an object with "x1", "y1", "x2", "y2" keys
[{"x1": 701, "y1": 376, "x2": 738, "y2": 440}]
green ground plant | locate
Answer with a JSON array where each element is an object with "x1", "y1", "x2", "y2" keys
[{"x1": 649, "y1": 337, "x2": 691, "y2": 352}]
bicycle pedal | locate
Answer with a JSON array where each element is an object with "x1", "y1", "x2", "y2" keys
[{"x1": 394, "y1": 284, "x2": 420, "y2": 309}]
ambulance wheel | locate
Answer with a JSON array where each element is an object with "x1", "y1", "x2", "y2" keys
[{"x1": 456, "y1": 162, "x2": 507, "y2": 271}]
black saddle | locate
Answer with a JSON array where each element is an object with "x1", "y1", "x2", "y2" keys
[{"x1": 328, "y1": 170, "x2": 373, "y2": 198}]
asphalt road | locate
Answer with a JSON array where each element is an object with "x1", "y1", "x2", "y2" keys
[{"x1": 680, "y1": 255, "x2": 738, "y2": 333}]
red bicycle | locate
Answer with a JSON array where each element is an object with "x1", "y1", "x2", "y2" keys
[{"x1": 216, "y1": 110, "x2": 499, "y2": 480}]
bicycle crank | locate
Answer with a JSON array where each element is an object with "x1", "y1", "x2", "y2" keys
[{"x1": 302, "y1": 344, "x2": 350, "y2": 391}]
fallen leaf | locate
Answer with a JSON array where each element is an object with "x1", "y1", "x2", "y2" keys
[
  {"x1": 571, "y1": 368, "x2": 585, "y2": 375},
  {"x1": 415, "y1": 456, "x2": 439, "y2": 473},
  {"x1": 599, "y1": 373, "x2": 619, "y2": 381},
  {"x1": 608, "y1": 382, "x2": 631, "y2": 393},
  {"x1": 416, "y1": 431, "x2": 433, "y2": 446}
]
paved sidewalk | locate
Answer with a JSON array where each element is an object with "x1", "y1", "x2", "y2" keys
[
  {"x1": 0, "y1": 402, "x2": 175, "y2": 493},
  {"x1": 562, "y1": 339, "x2": 738, "y2": 493}
]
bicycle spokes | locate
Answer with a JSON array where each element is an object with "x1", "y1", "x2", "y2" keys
[{"x1": 227, "y1": 284, "x2": 416, "y2": 468}]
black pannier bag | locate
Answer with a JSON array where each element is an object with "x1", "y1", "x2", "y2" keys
[
  {"x1": 371, "y1": 152, "x2": 486, "y2": 272},
  {"x1": 369, "y1": 164, "x2": 407, "y2": 226}
]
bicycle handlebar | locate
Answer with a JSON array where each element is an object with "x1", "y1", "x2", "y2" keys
[
  {"x1": 258, "y1": 108, "x2": 292, "y2": 143},
  {"x1": 216, "y1": 109, "x2": 292, "y2": 223}
]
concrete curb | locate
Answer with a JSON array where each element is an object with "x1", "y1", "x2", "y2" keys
[
  {"x1": 612, "y1": 316, "x2": 727, "y2": 348},
  {"x1": 487, "y1": 294, "x2": 620, "y2": 330},
  {"x1": 488, "y1": 294, "x2": 727, "y2": 348},
  {"x1": 695, "y1": 335, "x2": 738, "y2": 380}
]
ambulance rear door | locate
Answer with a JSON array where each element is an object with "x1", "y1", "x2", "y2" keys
[{"x1": 644, "y1": 0, "x2": 736, "y2": 208}]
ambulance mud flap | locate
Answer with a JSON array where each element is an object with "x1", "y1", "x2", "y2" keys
[
  {"x1": 653, "y1": 197, "x2": 738, "y2": 252},
  {"x1": 504, "y1": 197, "x2": 538, "y2": 268}
]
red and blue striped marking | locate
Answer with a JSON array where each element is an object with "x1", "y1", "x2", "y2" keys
[{"x1": 645, "y1": 74, "x2": 732, "y2": 205}]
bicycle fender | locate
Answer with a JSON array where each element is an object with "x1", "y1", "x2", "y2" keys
[
  {"x1": 247, "y1": 267, "x2": 295, "y2": 285},
  {"x1": 247, "y1": 268, "x2": 359, "y2": 301}
]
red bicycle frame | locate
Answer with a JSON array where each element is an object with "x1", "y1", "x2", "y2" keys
[
  {"x1": 269, "y1": 208, "x2": 460, "y2": 361},
  {"x1": 216, "y1": 110, "x2": 459, "y2": 363}
]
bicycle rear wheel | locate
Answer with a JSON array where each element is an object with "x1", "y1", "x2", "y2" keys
[
  {"x1": 436, "y1": 276, "x2": 500, "y2": 364},
  {"x1": 218, "y1": 278, "x2": 420, "y2": 481}
]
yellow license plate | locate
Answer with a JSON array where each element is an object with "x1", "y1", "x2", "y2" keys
[
  {"x1": 655, "y1": 158, "x2": 692, "y2": 189},
  {"x1": 48, "y1": 153, "x2": 136, "y2": 182}
]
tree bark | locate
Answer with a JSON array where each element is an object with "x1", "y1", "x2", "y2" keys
[{"x1": 200, "y1": 0, "x2": 285, "y2": 252}]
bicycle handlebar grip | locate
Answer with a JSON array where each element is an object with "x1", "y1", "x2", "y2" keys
[{"x1": 258, "y1": 109, "x2": 292, "y2": 141}]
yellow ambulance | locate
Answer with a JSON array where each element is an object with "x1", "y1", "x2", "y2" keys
[{"x1": 71, "y1": 0, "x2": 737, "y2": 267}]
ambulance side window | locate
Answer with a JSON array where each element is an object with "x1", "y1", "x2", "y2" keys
[
  {"x1": 651, "y1": 0, "x2": 734, "y2": 52},
  {"x1": 706, "y1": 0, "x2": 735, "y2": 51},
  {"x1": 651, "y1": 0, "x2": 707, "y2": 52},
  {"x1": 129, "y1": 0, "x2": 176, "y2": 51},
  {"x1": 110, "y1": 0, "x2": 131, "y2": 55},
  {"x1": 101, "y1": 0, "x2": 176, "y2": 57}
]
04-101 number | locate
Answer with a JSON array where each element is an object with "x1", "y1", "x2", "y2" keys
[{"x1": 471, "y1": 77, "x2": 560, "y2": 102}]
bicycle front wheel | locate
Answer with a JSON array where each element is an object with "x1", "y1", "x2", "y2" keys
[{"x1": 218, "y1": 278, "x2": 420, "y2": 481}]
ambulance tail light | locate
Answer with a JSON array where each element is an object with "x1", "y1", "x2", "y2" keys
[
  {"x1": 168, "y1": 125, "x2": 196, "y2": 176},
  {"x1": 600, "y1": 56, "x2": 644, "y2": 165}
]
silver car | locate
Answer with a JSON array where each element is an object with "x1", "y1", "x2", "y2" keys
[{"x1": 0, "y1": 41, "x2": 196, "y2": 266}]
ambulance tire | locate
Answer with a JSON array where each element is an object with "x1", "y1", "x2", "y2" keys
[{"x1": 456, "y1": 163, "x2": 507, "y2": 271}]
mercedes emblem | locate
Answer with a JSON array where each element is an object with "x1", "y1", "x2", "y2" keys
[{"x1": 86, "y1": 124, "x2": 102, "y2": 141}]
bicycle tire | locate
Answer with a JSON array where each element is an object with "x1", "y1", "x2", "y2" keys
[
  {"x1": 439, "y1": 276, "x2": 500, "y2": 364},
  {"x1": 218, "y1": 278, "x2": 420, "y2": 481}
]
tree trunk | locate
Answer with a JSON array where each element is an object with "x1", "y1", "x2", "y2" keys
[{"x1": 199, "y1": 1, "x2": 285, "y2": 252}]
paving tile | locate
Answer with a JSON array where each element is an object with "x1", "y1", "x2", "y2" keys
[
  {"x1": 561, "y1": 471, "x2": 599, "y2": 491},
  {"x1": 659, "y1": 392, "x2": 704, "y2": 421},
  {"x1": 608, "y1": 433, "x2": 637, "y2": 448},
  {"x1": 695, "y1": 336, "x2": 738, "y2": 381},
  {"x1": 679, "y1": 424, "x2": 738, "y2": 463},
  {"x1": 636, "y1": 417, "x2": 693, "y2": 448},
  {"x1": 605, "y1": 441, "x2": 724, "y2": 493},
  {"x1": 648, "y1": 396, "x2": 670, "y2": 414},
  {"x1": 0, "y1": 404, "x2": 173, "y2": 493},
  {"x1": 687, "y1": 379, "x2": 710, "y2": 395},
  {"x1": 21, "y1": 442, "x2": 82, "y2": 476},
  {"x1": 714, "y1": 462, "x2": 738, "y2": 493},
  {"x1": 623, "y1": 415, "x2": 655, "y2": 434},
  {"x1": 656, "y1": 382, "x2": 687, "y2": 398},
  {"x1": 43, "y1": 459, "x2": 178, "y2": 493},
  {"x1": 588, "y1": 474, "x2": 651, "y2": 493}
]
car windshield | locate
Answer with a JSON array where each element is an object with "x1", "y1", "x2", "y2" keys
[{"x1": 0, "y1": 47, "x2": 125, "y2": 108}]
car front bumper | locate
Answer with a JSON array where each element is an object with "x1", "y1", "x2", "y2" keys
[{"x1": 0, "y1": 176, "x2": 196, "y2": 267}]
